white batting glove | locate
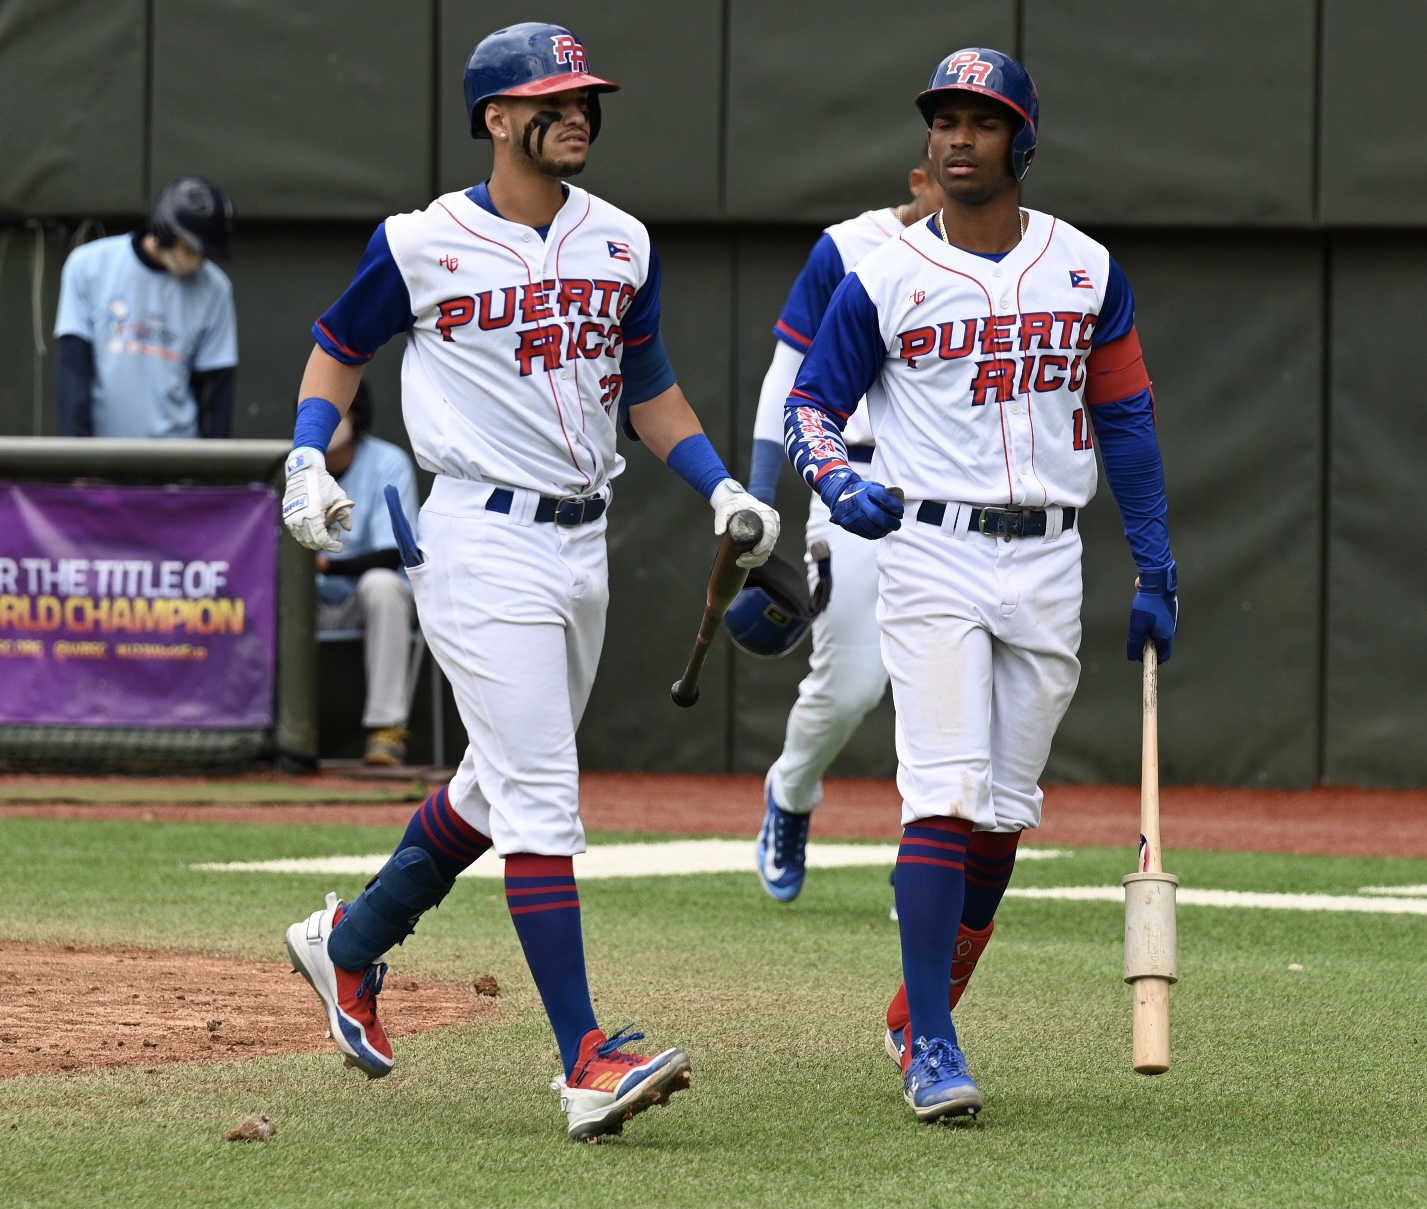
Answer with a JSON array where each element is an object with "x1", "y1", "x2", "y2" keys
[
  {"x1": 711, "y1": 479, "x2": 780, "y2": 568},
  {"x1": 282, "y1": 447, "x2": 355, "y2": 554}
]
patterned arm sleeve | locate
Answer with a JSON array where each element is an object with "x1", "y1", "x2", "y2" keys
[{"x1": 782, "y1": 273, "x2": 886, "y2": 506}]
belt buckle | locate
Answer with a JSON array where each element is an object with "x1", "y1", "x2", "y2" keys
[
  {"x1": 978, "y1": 508, "x2": 1031, "y2": 538},
  {"x1": 554, "y1": 498, "x2": 585, "y2": 526}
]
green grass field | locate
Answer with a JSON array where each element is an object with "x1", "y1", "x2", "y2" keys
[{"x1": 3, "y1": 815, "x2": 1426, "y2": 1208}]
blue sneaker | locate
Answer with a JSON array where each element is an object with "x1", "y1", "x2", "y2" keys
[
  {"x1": 756, "y1": 779, "x2": 811, "y2": 902},
  {"x1": 904, "y1": 1037, "x2": 983, "y2": 1122}
]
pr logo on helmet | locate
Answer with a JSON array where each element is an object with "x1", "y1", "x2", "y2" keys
[
  {"x1": 551, "y1": 34, "x2": 588, "y2": 73},
  {"x1": 945, "y1": 50, "x2": 994, "y2": 86}
]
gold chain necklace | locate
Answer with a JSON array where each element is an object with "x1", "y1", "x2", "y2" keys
[{"x1": 935, "y1": 207, "x2": 1028, "y2": 247}]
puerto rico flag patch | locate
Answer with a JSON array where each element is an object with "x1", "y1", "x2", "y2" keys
[
  {"x1": 1069, "y1": 269, "x2": 1094, "y2": 289},
  {"x1": 607, "y1": 240, "x2": 631, "y2": 261}
]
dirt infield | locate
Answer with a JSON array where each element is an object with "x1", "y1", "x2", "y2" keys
[
  {"x1": 1, "y1": 941, "x2": 496, "y2": 1079},
  {"x1": 3, "y1": 772, "x2": 1427, "y2": 858}
]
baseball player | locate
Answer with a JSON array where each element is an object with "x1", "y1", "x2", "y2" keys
[
  {"x1": 279, "y1": 23, "x2": 778, "y2": 1142},
  {"x1": 54, "y1": 177, "x2": 237, "y2": 439},
  {"x1": 747, "y1": 151, "x2": 944, "y2": 902},
  {"x1": 783, "y1": 49, "x2": 1176, "y2": 1122}
]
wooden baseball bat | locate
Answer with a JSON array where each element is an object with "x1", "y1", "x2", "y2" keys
[
  {"x1": 670, "y1": 510, "x2": 764, "y2": 708},
  {"x1": 1128, "y1": 639, "x2": 1174, "y2": 1075}
]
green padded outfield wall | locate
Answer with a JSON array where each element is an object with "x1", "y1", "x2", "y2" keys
[
  {"x1": 1021, "y1": 0, "x2": 1318, "y2": 226},
  {"x1": 150, "y1": 0, "x2": 434, "y2": 220},
  {"x1": 5, "y1": 1, "x2": 1427, "y2": 784},
  {"x1": 723, "y1": 0, "x2": 1015, "y2": 222},
  {"x1": 0, "y1": 0, "x2": 148, "y2": 216},
  {"x1": 1319, "y1": 4, "x2": 1427, "y2": 225},
  {"x1": 1047, "y1": 233, "x2": 1326, "y2": 789},
  {"x1": 437, "y1": 2, "x2": 725, "y2": 220},
  {"x1": 1322, "y1": 238, "x2": 1427, "y2": 787}
]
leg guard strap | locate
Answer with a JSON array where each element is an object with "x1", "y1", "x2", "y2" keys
[{"x1": 328, "y1": 847, "x2": 454, "y2": 971}]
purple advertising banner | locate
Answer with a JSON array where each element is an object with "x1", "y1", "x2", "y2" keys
[{"x1": 0, "y1": 483, "x2": 278, "y2": 728}]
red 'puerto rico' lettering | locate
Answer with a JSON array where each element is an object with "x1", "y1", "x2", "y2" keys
[
  {"x1": 436, "y1": 296, "x2": 475, "y2": 341},
  {"x1": 514, "y1": 324, "x2": 564, "y2": 375}
]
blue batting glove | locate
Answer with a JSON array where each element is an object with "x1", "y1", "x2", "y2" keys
[
  {"x1": 1128, "y1": 563, "x2": 1178, "y2": 662},
  {"x1": 824, "y1": 472, "x2": 904, "y2": 539}
]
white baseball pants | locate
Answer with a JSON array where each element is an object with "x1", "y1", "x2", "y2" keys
[
  {"x1": 876, "y1": 505, "x2": 1083, "y2": 833},
  {"x1": 407, "y1": 476, "x2": 608, "y2": 857},
  {"x1": 767, "y1": 495, "x2": 889, "y2": 815}
]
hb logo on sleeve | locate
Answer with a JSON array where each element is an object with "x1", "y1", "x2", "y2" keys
[{"x1": 551, "y1": 34, "x2": 588, "y2": 72}]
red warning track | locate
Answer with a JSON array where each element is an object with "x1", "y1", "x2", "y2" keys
[{"x1": 2, "y1": 773, "x2": 1426, "y2": 858}]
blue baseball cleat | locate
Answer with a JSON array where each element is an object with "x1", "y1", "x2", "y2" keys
[
  {"x1": 756, "y1": 778, "x2": 812, "y2": 902},
  {"x1": 904, "y1": 1037, "x2": 983, "y2": 1123}
]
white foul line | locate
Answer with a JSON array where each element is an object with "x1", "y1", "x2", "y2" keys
[
  {"x1": 1006, "y1": 886, "x2": 1427, "y2": 916},
  {"x1": 192, "y1": 839, "x2": 1068, "y2": 881}
]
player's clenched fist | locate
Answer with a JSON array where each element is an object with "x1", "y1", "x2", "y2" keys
[
  {"x1": 711, "y1": 480, "x2": 780, "y2": 568},
  {"x1": 1128, "y1": 563, "x2": 1178, "y2": 662},
  {"x1": 282, "y1": 447, "x2": 355, "y2": 553},
  {"x1": 827, "y1": 474, "x2": 904, "y2": 540}
]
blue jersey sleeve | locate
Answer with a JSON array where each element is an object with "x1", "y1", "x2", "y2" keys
[
  {"x1": 775, "y1": 234, "x2": 846, "y2": 350},
  {"x1": 787, "y1": 273, "x2": 886, "y2": 424},
  {"x1": 313, "y1": 223, "x2": 416, "y2": 364},
  {"x1": 621, "y1": 244, "x2": 677, "y2": 408},
  {"x1": 1092, "y1": 258, "x2": 1135, "y2": 348}
]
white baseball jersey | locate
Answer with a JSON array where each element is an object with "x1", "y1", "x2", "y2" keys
[
  {"x1": 790, "y1": 209, "x2": 1133, "y2": 508},
  {"x1": 317, "y1": 184, "x2": 658, "y2": 499},
  {"x1": 756, "y1": 207, "x2": 906, "y2": 449}
]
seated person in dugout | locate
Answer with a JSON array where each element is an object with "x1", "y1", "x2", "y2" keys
[
  {"x1": 314, "y1": 382, "x2": 420, "y2": 766},
  {"x1": 54, "y1": 177, "x2": 238, "y2": 439}
]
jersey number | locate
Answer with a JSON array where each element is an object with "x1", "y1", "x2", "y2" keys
[{"x1": 1072, "y1": 407, "x2": 1093, "y2": 451}]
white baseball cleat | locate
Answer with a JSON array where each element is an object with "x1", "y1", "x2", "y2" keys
[
  {"x1": 284, "y1": 891, "x2": 395, "y2": 1079},
  {"x1": 551, "y1": 1026, "x2": 692, "y2": 1141}
]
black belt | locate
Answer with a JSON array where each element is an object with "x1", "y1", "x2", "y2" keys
[
  {"x1": 848, "y1": 444, "x2": 875, "y2": 464},
  {"x1": 916, "y1": 500, "x2": 1076, "y2": 538},
  {"x1": 485, "y1": 487, "x2": 607, "y2": 526}
]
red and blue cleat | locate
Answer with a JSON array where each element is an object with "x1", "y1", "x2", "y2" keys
[
  {"x1": 551, "y1": 1025, "x2": 692, "y2": 1141},
  {"x1": 285, "y1": 892, "x2": 395, "y2": 1079}
]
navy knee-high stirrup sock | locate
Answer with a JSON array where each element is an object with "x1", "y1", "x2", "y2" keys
[
  {"x1": 505, "y1": 854, "x2": 599, "y2": 1080},
  {"x1": 327, "y1": 786, "x2": 491, "y2": 971},
  {"x1": 961, "y1": 830, "x2": 1021, "y2": 931},
  {"x1": 895, "y1": 817, "x2": 973, "y2": 1047}
]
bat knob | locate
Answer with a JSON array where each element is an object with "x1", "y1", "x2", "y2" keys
[
  {"x1": 670, "y1": 680, "x2": 700, "y2": 708},
  {"x1": 726, "y1": 509, "x2": 763, "y2": 551}
]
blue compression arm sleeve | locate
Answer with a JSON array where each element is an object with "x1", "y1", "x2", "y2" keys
[
  {"x1": 1090, "y1": 388, "x2": 1172, "y2": 572},
  {"x1": 748, "y1": 438, "x2": 785, "y2": 505},
  {"x1": 666, "y1": 433, "x2": 732, "y2": 499},
  {"x1": 293, "y1": 397, "x2": 343, "y2": 453}
]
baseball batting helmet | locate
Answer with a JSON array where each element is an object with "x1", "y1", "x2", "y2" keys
[
  {"x1": 464, "y1": 23, "x2": 619, "y2": 141},
  {"x1": 916, "y1": 48, "x2": 1039, "y2": 180},
  {"x1": 726, "y1": 543, "x2": 833, "y2": 660},
  {"x1": 149, "y1": 177, "x2": 233, "y2": 260}
]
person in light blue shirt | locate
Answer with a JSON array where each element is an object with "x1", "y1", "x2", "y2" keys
[
  {"x1": 53, "y1": 177, "x2": 238, "y2": 438},
  {"x1": 315, "y1": 381, "x2": 421, "y2": 765}
]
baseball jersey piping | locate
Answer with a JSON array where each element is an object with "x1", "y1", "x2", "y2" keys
[
  {"x1": 555, "y1": 194, "x2": 595, "y2": 444},
  {"x1": 896, "y1": 232, "x2": 1016, "y2": 500},
  {"x1": 434, "y1": 197, "x2": 594, "y2": 492},
  {"x1": 1015, "y1": 218, "x2": 1059, "y2": 506}
]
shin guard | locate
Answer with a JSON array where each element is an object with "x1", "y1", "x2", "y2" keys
[
  {"x1": 886, "y1": 920, "x2": 997, "y2": 1033},
  {"x1": 327, "y1": 847, "x2": 454, "y2": 971}
]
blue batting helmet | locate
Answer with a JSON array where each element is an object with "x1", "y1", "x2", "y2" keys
[
  {"x1": 464, "y1": 23, "x2": 620, "y2": 141},
  {"x1": 916, "y1": 48, "x2": 1039, "y2": 180},
  {"x1": 726, "y1": 544, "x2": 832, "y2": 660}
]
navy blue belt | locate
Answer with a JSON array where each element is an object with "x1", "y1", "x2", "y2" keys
[
  {"x1": 848, "y1": 444, "x2": 875, "y2": 464},
  {"x1": 485, "y1": 487, "x2": 607, "y2": 526},
  {"x1": 916, "y1": 500, "x2": 1076, "y2": 538}
]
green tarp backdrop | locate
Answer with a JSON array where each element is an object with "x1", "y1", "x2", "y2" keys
[{"x1": 2, "y1": 1, "x2": 1424, "y2": 786}]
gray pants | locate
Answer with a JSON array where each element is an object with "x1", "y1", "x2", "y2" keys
[{"x1": 318, "y1": 568, "x2": 414, "y2": 729}]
